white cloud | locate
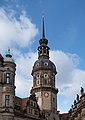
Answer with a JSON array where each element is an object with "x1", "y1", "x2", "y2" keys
[
  {"x1": 0, "y1": 8, "x2": 38, "y2": 52},
  {"x1": 50, "y1": 50, "x2": 80, "y2": 86},
  {"x1": 0, "y1": 7, "x2": 85, "y2": 112},
  {"x1": 14, "y1": 49, "x2": 85, "y2": 103},
  {"x1": 13, "y1": 49, "x2": 37, "y2": 97},
  {"x1": 50, "y1": 50, "x2": 85, "y2": 109}
]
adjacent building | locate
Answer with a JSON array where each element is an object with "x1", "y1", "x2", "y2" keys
[{"x1": 68, "y1": 87, "x2": 85, "y2": 120}]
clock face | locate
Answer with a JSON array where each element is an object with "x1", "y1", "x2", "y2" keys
[
  {"x1": 44, "y1": 92, "x2": 49, "y2": 97},
  {"x1": 6, "y1": 87, "x2": 12, "y2": 92}
]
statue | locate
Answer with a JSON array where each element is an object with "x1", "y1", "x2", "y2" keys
[
  {"x1": 74, "y1": 100, "x2": 76, "y2": 105},
  {"x1": 76, "y1": 94, "x2": 79, "y2": 101},
  {"x1": 81, "y1": 87, "x2": 84, "y2": 95},
  {"x1": 71, "y1": 104, "x2": 73, "y2": 109}
]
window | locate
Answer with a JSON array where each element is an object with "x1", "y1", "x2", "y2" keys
[
  {"x1": 28, "y1": 108, "x2": 30, "y2": 113},
  {"x1": 5, "y1": 95, "x2": 10, "y2": 107},
  {"x1": 53, "y1": 108, "x2": 55, "y2": 114},
  {"x1": 34, "y1": 102, "x2": 36, "y2": 107},
  {"x1": 34, "y1": 110, "x2": 38, "y2": 115},
  {"x1": 36, "y1": 63, "x2": 39, "y2": 67},
  {"x1": 44, "y1": 73, "x2": 48, "y2": 78},
  {"x1": 29, "y1": 108, "x2": 32, "y2": 114},
  {"x1": 31, "y1": 101, "x2": 33, "y2": 106},
  {"x1": 15, "y1": 105, "x2": 20, "y2": 111},
  {"x1": 27, "y1": 108, "x2": 32, "y2": 114},
  {"x1": 44, "y1": 62, "x2": 48, "y2": 66},
  {"x1": 43, "y1": 50, "x2": 46, "y2": 54},
  {"x1": 37, "y1": 74, "x2": 40, "y2": 78},
  {"x1": 40, "y1": 51, "x2": 42, "y2": 54},
  {"x1": 6, "y1": 73, "x2": 10, "y2": 83},
  {"x1": 36, "y1": 80, "x2": 40, "y2": 85},
  {"x1": 53, "y1": 98, "x2": 55, "y2": 103}
]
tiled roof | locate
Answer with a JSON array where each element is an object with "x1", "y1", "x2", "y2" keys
[
  {"x1": 22, "y1": 97, "x2": 29, "y2": 110},
  {"x1": 14, "y1": 96, "x2": 29, "y2": 111}
]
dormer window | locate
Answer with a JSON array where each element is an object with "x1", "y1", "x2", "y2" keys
[
  {"x1": 44, "y1": 73, "x2": 48, "y2": 78},
  {"x1": 36, "y1": 63, "x2": 39, "y2": 67},
  {"x1": 6, "y1": 73, "x2": 10, "y2": 84},
  {"x1": 44, "y1": 62, "x2": 48, "y2": 66}
]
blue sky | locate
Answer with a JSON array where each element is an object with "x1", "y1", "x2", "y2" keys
[{"x1": 0, "y1": 0, "x2": 85, "y2": 113}]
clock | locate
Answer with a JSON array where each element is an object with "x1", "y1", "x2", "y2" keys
[
  {"x1": 6, "y1": 87, "x2": 12, "y2": 92},
  {"x1": 44, "y1": 92, "x2": 49, "y2": 97}
]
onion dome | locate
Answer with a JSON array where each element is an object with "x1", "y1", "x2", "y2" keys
[
  {"x1": 4, "y1": 48, "x2": 14, "y2": 63},
  {"x1": 32, "y1": 58, "x2": 57, "y2": 75}
]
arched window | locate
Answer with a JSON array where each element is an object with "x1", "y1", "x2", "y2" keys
[
  {"x1": 5, "y1": 95, "x2": 10, "y2": 107},
  {"x1": 6, "y1": 73, "x2": 10, "y2": 84},
  {"x1": 43, "y1": 50, "x2": 46, "y2": 54},
  {"x1": 44, "y1": 73, "x2": 48, "y2": 78},
  {"x1": 36, "y1": 80, "x2": 40, "y2": 85},
  {"x1": 37, "y1": 74, "x2": 40, "y2": 78},
  {"x1": 40, "y1": 50, "x2": 42, "y2": 54}
]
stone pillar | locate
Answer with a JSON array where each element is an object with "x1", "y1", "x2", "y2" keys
[{"x1": 81, "y1": 108, "x2": 85, "y2": 120}]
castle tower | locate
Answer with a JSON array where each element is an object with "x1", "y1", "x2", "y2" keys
[
  {"x1": 0, "y1": 49, "x2": 16, "y2": 120},
  {"x1": 31, "y1": 16, "x2": 59, "y2": 120}
]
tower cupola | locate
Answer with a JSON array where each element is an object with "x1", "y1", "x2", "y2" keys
[{"x1": 4, "y1": 48, "x2": 14, "y2": 63}]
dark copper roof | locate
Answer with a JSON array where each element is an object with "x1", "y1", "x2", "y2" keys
[
  {"x1": 32, "y1": 58, "x2": 57, "y2": 75},
  {"x1": 0, "y1": 54, "x2": 3, "y2": 60},
  {"x1": 59, "y1": 113, "x2": 68, "y2": 120}
]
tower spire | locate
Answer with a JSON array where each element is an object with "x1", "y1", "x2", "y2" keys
[
  {"x1": 38, "y1": 14, "x2": 50, "y2": 59},
  {"x1": 42, "y1": 12, "x2": 45, "y2": 39}
]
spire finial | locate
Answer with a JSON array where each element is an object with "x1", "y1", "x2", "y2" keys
[
  {"x1": 8, "y1": 47, "x2": 10, "y2": 54},
  {"x1": 6, "y1": 47, "x2": 12, "y2": 58},
  {"x1": 42, "y1": 12, "x2": 45, "y2": 38}
]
